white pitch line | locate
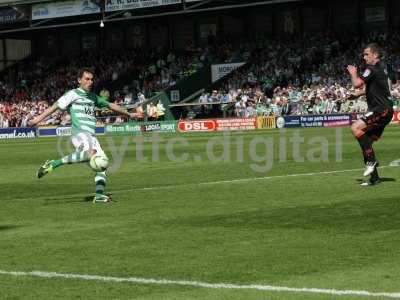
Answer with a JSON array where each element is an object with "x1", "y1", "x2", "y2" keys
[
  {"x1": 115, "y1": 165, "x2": 391, "y2": 192},
  {"x1": 10, "y1": 165, "x2": 393, "y2": 202},
  {"x1": 0, "y1": 270, "x2": 399, "y2": 299}
]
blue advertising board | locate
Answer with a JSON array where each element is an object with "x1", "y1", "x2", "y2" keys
[
  {"x1": 276, "y1": 114, "x2": 351, "y2": 128},
  {"x1": 300, "y1": 114, "x2": 351, "y2": 128},
  {"x1": 276, "y1": 116, "x2": 301, "y2": 128},
  {"x1": 0, "y1": 128, "x2": 36, "y2": 139},
  {"x1": 38, "y1": 126, "x2": 105, "y2": 137}
]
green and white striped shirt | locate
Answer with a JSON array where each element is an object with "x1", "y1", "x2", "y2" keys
[{"x1": 56, "y1": 88, "x2": 110, "y2": 136}]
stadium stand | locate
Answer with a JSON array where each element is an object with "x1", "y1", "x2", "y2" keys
[
  {"x1": 178, "y1": 30, "x2": 400, "y2": 119},
  {"x1": 0, "y1": 33, "x2": 242, "y2": 127},
  {"x1": 1, "y1": 1, "x2": 400, "y2": 127}
]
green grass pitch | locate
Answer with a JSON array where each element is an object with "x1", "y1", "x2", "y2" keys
[{"x1": 1, "y1": 126, "x2": 400, "y2": 300}]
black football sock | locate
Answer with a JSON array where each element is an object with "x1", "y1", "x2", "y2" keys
[
  {"x1": 357, "y1": 134, "x2": 376, "y2": 163},
  {"x1": 370, "y1": 167, "x2": 380, "y2": 181}
]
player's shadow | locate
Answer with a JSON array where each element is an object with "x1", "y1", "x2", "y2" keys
[
  {"x1": 83, "y1": 194, "x2": 114, "y2": 203},
  {"x1": 0, "y1": 225, "x2": 18, "y2": 231},
  {"x1": 356, "y1": 177, "x2": 396, "y2": 183},
  {"x1": 83, "y1": 195, "x2": 93, "y2": 202},
  {"x1": 42, "y1": 194, "x2": 115, "y2": 205}
]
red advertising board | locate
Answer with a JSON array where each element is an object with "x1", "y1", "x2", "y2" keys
[
  {"x1": 215, "y1": 118, "x2": 257, "y2": 131},
  {"x1": 178, "y1": 118, "x2": 257, "y2": 132},
  {"x1": 178, "y1": 120, "x2": 216, "y2": 132}
]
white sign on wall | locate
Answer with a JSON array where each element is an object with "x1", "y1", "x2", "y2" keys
[
  {"x1": 211, "y1": 62, "x2": 245, "y2": 83},
  {"x1": 105, "y1": 0, "x2": 201, "y2": 12},
  {"x1": 32, "y1": 0, "x2": 100, "y2": 20}
]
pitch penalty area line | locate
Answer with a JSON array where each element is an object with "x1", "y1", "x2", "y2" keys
[{"x1": 0, "y1": 270, "x2": 399, "y2": 299}]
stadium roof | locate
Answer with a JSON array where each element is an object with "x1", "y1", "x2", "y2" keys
[
  {"x1": 0, "y1": 0, "x2": 301, "y2": 8},
  {"x1": 0, "y1": 0, "x2": 302, "y2": 35},
  {"x1": 0, "y1": 0, "x2": 52, "y2": 7}
]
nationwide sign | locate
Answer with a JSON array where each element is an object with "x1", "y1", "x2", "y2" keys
[
  {"x1": 38, "y1": 126, "x2": 105, "y2": 136},
  {"x1": 105, "y1": 0, "x2": 201, "y2": 12},
  {"x1": 32, "y1": 0, "x2": 100, "y2": 20},
  {"x1": 211, "y1": 62, "x2": 245, "y2": 83}
]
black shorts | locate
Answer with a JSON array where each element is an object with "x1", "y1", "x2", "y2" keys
[{"x1": 361, "y1": 109, "x2": 393, "y2": 140}]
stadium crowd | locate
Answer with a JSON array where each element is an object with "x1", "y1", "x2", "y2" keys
[
  {"x1": 0, "y1": 42, "x2": 227, "y2": 127},
  {"x1": 194, "y1": 30, "x2": 400, "y2": 119},
  {"x1": 1, "y1": 30, "x2": 400, "y2": 127}
]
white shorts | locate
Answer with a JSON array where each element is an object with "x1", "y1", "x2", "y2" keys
[{"x1": 71, "y1": 132, "x2": 106, "y2": 157}]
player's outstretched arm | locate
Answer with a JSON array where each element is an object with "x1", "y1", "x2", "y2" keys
[
  {"x1": 108, "y1": 102, "x2": 143, "y2": 119},
  {"x1": 348, "y1": 86, "x2": 366, "y2": 100},
  {"x1": 28, "y1": 103, "x2": 59, "y2": 127},
  {"x1": 347, "y1": 65, "x2": 364, "y2": 89}
]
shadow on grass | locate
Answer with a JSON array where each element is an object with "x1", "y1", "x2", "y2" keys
[
  {"x1": 0, "y1": 225, "x2": 19, "y2": 231},
  {"x1": 83, "y1": 194, "x2": 114, "y2": 203},
  {"x1": 356, "y1": 177, "x2": 396, "y2": 183},
  {"x1": 41, "y1": 193, "x2": 115, "y2": 205},
  {"x1": 165, "y1": 195, "x2": 400, "y2": 234}
]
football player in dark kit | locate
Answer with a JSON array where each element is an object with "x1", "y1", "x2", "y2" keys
[{"x1": 347, "y1": 43, "x2": 393, "y2": 186}]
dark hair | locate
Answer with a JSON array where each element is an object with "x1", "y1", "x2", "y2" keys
[
  {"x1": 77, "y1": 67, "x2": 94, "y2": 79},
  {"x1": 365, "y1": 43, "x2": 381, "y2": 58}
]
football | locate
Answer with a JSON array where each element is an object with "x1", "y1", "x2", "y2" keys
[{"x1": 89, "y1": 154, "x2": 109, "y2": 172}]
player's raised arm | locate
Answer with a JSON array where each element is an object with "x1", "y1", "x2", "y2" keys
[
  {"x1": 27, "y1": 102, "x2": 59, "y2": 127},
  {"x1": 347, "y1": 65, "x2": 365, "y2": 89},
  {"x1": 348, "y1": 86, "x2": 366, "y2": 100},
  {"x1": 95, "y1": 92, "x2": 143, "y2": 120},
  {"x1": 108, "y1": 102, "x2": 143, "y2": 119},
  {"x1": 28, "y1": 88, "x2": 76, "y2": 127}
]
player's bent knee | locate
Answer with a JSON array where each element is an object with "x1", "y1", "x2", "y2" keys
[
  {"x1": 86, "y1": 149, "x2": 97, "y2": 158},
  {"x1": 352, "y1": 128, "x2": 364, "y2": 138},
  {"x1": 351, "y1": 121, "x2": 366, "y2": 137},
  {"x1": 351, "y1": 124, "x2": 359, "y2": 136}
]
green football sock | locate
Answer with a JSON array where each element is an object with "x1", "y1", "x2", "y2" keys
[
  {"x1": 95, "y1": 172, "x2": 107, "y2": 195},
  {"x1": 49, "y1": 151, "x2": 90, "y2": 170},
  {"x1": 51, "y1": 159, "x2": 63, "y2": 169}
]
